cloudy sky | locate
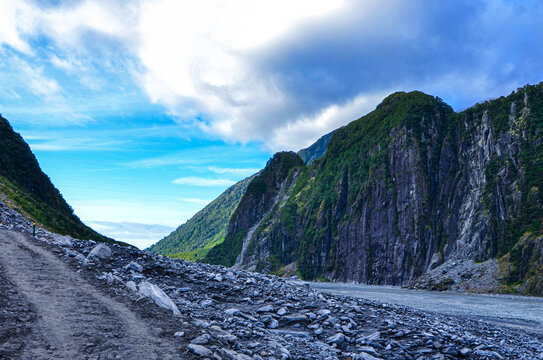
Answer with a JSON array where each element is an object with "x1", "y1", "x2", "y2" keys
[{"x1": 1, "y1": 0, "x2": 542, "y2": 248}]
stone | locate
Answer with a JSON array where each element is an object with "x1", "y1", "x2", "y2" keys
[
  {"x1": 225, "y1": 308, "x2": 241, "y2": 316},
  {"x1": 281, "y1": 313, "x2": 307, "y2": 324},
  {"x1": 138, "y1": 281, "x2": 180, "y2": 315},
  {"x1": 124, "y1": 261, "x2": 143, "y2": 272},
  {"x1": 200, "y1": 299, "x2": 213, "y2": 307},
  {"x1": 326, "y1": 333, "x2": 345, "y2": 344},
  {"x1": 125, "y1": 280, "x2": 137, "y2": 292},
  {"x1": 277, "y1": 307, "x2": 288, "y2": 316},
  {"x1": 356, "y1": 353, "x2": 383, "y2": 360},
  {"x1": 188, "y1": 344, "x2": 213, "y2": 357},
  {"x1": 257, "y1": 305, "x2": 273, "y2": 313},
  {"x1": 191, "y1": 334, "x2": 210, "y2": 345},
  {"x1": 87, "y1": 243, "x2": 112, "y2": 261},
  {"x1": 52, "y1": 234, "x2": 73, "y2": 247}
]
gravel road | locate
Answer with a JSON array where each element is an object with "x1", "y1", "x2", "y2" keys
[
  {"x1": 310, "y1": 282, "x2": 543, "y2": 333},
  {"x1": 0, "y1": 230, "x2": 183, "y2": 359}
]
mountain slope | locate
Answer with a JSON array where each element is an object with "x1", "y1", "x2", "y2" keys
[
  {"x1": 297, "y1": 130, "x2": 335, "y2": 165},
  {"x1": 206, "y1": 83, "x2": 543, "y2": 295},
  {"x1": 204, "y1": 152, "x2": 304, "y2": 267},
  {"x1": 0, "y1": 115, "x2": 115, "y2": 244},
  {"x1": 148, "y1": 132, "x2": 335, "y2": 260},
  {"x1": 147, "y1": 175, "x2": 255, "y2": 260}
]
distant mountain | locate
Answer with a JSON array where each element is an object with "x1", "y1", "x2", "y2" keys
[
  {"x1": 147, "y1": 175, "x2": 255, "y2": 260},
  {"x1": 297, "y1": 130, "x2": 335, "y2": 165},
  {"x1": 0, "y1": 115, "x2": 117, "y2": 244},
  {"x1": 205, "y1": 83, "x2": 543, "y2": 296}
]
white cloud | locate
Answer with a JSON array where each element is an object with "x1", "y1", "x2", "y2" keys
[
  {"x1": 207, "y1": 166, "x2": 259, "y2": 176},
  {"x1": 172, "y1": 176, "x2": 236, "y2": 187},
  {"x1": 269, "y1": 92, "x2": 392, "y2": 151},
  {"x1": 88, "y1": 220, "x2": 175, "y2": 249},
  {"x1": 3, "y1": 0, "x2": 543, "y2": 151},
  {"x1": 18, "y1": 60, "x2": 61, "y2": 97}
]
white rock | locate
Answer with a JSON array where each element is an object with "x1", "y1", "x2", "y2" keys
[
  {"x1": 138, "y1": 281, "x2": 180, "y2": 316},
  {"x1": 125, "y1": 281, "x2": 137, "y2": 292},
  {"x1": 87, "y1": 243, "x2": 112, "y2": 261},
  {"x1": 52, "y1": 234, "x2": 73, "y2": 247}
]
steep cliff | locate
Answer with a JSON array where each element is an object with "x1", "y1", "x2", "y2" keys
[
  {"x1": 0, "y1": 115, "x2": 116, "y2": 244},
  {"x1": 147, "y1": 175, "x2": 255, "y2": 260},
  {"x1": 205, "y1": 152, "x2": 304, "y2": 267},
  {"x1": 210, "y1": 83, "x2": 543, "y2": 295}
]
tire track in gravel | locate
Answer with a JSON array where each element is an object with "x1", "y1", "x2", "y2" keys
[{"x1": 0, "y1": 230, "x2": 182, "y2": 359}]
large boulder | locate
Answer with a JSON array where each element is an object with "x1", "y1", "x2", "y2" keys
[
  {"x1": 138, "y1": 281, "x2": 180, "y2": 316},
  {"x1": 87, "y1": 243, "x2": 112, "y2": 261}
]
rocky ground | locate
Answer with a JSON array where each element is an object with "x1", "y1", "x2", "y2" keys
[
  {"x1": 1, "y1": 201, "x2": 543, "y2": 359},
  {"x1": 411, "y1": 258, "x2": 500, "y2": 293}
]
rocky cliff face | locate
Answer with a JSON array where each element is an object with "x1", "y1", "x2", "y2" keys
[
  {"x1": 210, "y1": 84, "x2": 543, "y2": 294},
  {"x1": 205, "y1": 152, "x2": 304, "y2": 267}
]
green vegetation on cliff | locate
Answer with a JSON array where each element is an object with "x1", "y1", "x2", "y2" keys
[
  {"x1": 202, "y1": 84, "x2": 543, "y2": 296},
  {"x1": 205, "y1": 152, "x2": 304, "y2": 267},
  {"x1": 0, "y1": 115, "x2": 116, "y2": 244},
  {"x1": 147, "y1": 175, "x2": 254, "y2": 260}
]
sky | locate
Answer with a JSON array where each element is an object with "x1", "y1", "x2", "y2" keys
[{"x1": 1, "y1": 0, "x2": 543, "y2": 249}]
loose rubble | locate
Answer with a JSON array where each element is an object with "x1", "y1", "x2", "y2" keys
[{"x1": 1, "y1": 199, "x2": 543, "y2": 359}]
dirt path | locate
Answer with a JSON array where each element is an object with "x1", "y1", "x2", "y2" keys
[{"x1": 0, "y1": 230, "x2": 182, "y2": 359}]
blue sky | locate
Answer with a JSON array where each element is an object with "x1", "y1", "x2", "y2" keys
[{"x1": 1, "y1": 0, "x2": 543, "y2": 248}]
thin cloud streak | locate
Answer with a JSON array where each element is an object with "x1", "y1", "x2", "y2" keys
[{"x1": 172, "y1": 177, "x2": 236, "y2": 187}]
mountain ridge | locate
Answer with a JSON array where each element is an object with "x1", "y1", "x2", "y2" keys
[
  {"x1": 0, "y1": 115, "x2": 120, "y2": 245},
  {"x1": 205, "y1": 84, "x2": 543, "y2": 295}
]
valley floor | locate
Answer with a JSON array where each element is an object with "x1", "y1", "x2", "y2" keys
[
  {"x1": 1, "y1": 225, "x2": 542, "y2": 359},
  {"x1": 311, "y1": 283, "x2": 543, "y2": 334}
]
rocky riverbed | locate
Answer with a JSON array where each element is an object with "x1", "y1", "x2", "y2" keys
[{"x1": 1, "y1": 200, "x2": 543, "y2": 359}]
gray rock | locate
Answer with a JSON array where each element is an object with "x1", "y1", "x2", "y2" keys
[
  {"x1": 124, "y1": 261, "x2": 143, "y2": 272},
  {"x1": 200, "y1": 299, "x2": 213, "y2": 307},
  {"x1": 125, "y1": 280, "x2": 137, "y2": 292},
  {"x1": 87, "y1": 243, "x2": 112, "y2": 261},
  {"x1": 52, "y1": 234, "x2": 73, "y2": 247},
  {"x1": 191, "y1": 334, "x2": 210, "y2": 345},
  {"x1": 224, "y1": 308, "x2": 240, "y2": 316},
  {"x1": 281, "y1": 313, "x2": 307, "y2": 324},
  {"x1": 257, "y1": 305, "x2": 273, "y2": 313},
  {"x1": 188, "y1": 344, "x2": 213, "y2": 357},
  {"x1": 138, "y1": 281, "x2": 180, "y2": 315},
  {"x1": 326, "y1": 333, "x2": 345, "y2": 344},
  {"x1": 355, "y1": 352, "x2": 383, "y2": 360},
  {"x1": 277, "y1": 307, "x2": 288, "y2": 316}
]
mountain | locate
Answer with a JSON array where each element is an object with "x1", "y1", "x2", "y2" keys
[
  {"x1": 297, "y1": 130, "x2": 335, "y2": 165},
  {"x1": 148, "y1": 130, "x2": 334, "y2": 260},
  {"x1": 205, "y1": 152, "x2": 304, "y2": 267},
  {"x1": 205, "y1": 83, "x2": 543, "y2": 295},
  {"x1": 0, "y1": 115, "x2": 117, "y2": 244},
  {"x1": 147, "y1": 175, "x2": 255, "y2": 260}
]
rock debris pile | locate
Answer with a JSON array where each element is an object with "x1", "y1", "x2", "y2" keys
[{"x1": 1, "y1": 200, "x2": 542, "y2": 359}]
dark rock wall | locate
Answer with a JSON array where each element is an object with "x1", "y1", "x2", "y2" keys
[{"x1": 214, "y1": 84, "x2": 543, "y2": 293}]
